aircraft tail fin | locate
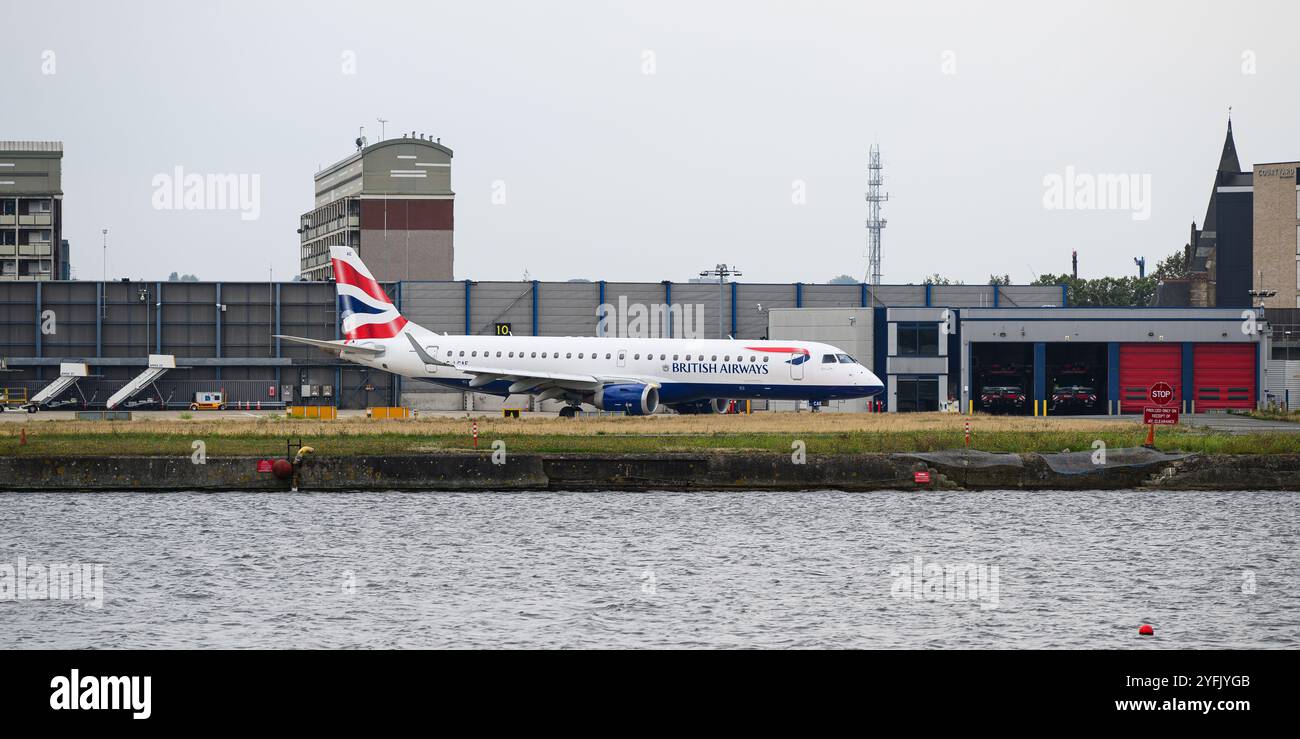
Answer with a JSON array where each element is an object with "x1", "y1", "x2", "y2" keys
[{"x1": 329, "y1": 246, "x2": 409, "y2": 340}]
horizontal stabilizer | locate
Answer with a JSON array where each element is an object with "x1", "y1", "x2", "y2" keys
[{"x1": 274, "y1": 335, "x2": 385, "y2": 356}]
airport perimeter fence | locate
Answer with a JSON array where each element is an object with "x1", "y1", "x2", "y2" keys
[{"x1": 3, "y1": 379, "x2": 309, "y2": 411}]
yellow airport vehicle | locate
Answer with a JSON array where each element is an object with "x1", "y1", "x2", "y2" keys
[
  {"x1": 189, "y1": 391, "x2": 227, "y2": 411},
  {"x1": 1, "y1": 387, "x2": 29, "y2": 410}
]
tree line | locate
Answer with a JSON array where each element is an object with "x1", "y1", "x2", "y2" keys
[{"x1": 828, "y1": 250, "x2": 1189, "y2": 307}]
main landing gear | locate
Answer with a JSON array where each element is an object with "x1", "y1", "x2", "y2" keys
[{"x1": 558, "y1": 405, "x2": 580, "y2": 418}]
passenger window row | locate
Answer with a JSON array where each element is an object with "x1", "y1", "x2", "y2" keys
[
  {"x1": 450, "y1": 349, "x2": 620, "y2": 360},
  {"x1": 443, "y1": 349, "x2": 774, "y2": 364}
]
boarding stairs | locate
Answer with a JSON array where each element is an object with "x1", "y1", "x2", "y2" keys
[
  {"x1": 28, "y1": 362, "x2": 90, "y2": 408},
  {"x1": 105, "y1": 355, "x2": 176, "y2": 410}
]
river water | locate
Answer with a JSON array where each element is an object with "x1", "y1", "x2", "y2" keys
[{"x1": 1, "y1": 490, "x2": 1296, "y2": 649}]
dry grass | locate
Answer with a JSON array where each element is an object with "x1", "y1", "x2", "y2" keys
[
  {"x1": 8, "y1": 410, "x2": 1289, "y2": 457},
  {"x1": 1247, "y1": 408, "x2": 1300, "y2": 424},
  {"x1": 7, "y1": 411, "x2": 1289, "y2": 455},
  {"x1": 0, "y1": 411, "x2": 1137, "y2": 439}
]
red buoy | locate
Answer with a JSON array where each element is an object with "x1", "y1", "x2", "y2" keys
[
  {"x1": 271, "y1": 458, "x2": 294, "y2": 479},
  {"x1": 1138, "y1": 624, "x2": 1154, "y2": 636}
]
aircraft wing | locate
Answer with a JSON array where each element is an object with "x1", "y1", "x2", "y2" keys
[
  {"x1": 463, "y1": 368, "x2": 661, "y2": 394},
  {"x1": 402, "y1": 334, "x2": 654, "y2": 393},
  {"x1": 274, "y1": 334, "x2": 385, "y2": 356},
  {"x1": 442, "y1": 363, "x2": 661, "y2": 394},
  {"x1": 461, "y1": 367, "x2": 605, "y2": 392}
]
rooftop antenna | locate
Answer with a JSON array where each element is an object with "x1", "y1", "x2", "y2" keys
[
  {"x1": 376, "y1": 118, "x2": 388, "y2": 141},
  {"x1": 355, "y1": 125, "x2": 366, "y2": 151},
  {"x1": 101, "y1": 228, "x2": 108, "y2": 284},
  {"x1": 864, "y1": 143, "x2": 889, "y2": 286}
]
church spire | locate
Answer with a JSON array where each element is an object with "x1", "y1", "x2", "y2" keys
[{"x1": 1218, "y1": 108, "x2": 1241, "y2": 173}]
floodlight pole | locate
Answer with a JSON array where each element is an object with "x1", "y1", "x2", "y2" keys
[{"x1": 699, "y1": 264, "x2": 742, "y2": 339}]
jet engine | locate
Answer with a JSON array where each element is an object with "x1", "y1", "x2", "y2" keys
[
  {"x1": 667, "y1": 398, "x2": 733, "y2": 414},
  {"x1": 590, "y1": 383, "x2": 660, "y2": 415}
]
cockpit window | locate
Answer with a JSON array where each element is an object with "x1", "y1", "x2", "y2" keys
[
  {"x1": 836, "y1": 354, "x2": 855, "y2": 364},
  {"x1": 821, "y1": 354, "x2": 837, "y2": 364}
]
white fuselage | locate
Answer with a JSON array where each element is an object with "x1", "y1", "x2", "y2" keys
[{"x1": 344, "y1": 327, "x2": 884, "y2": 405}]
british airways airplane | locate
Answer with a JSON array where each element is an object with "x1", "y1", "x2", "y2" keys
[{"x1": 276, "y1": 247, "x2": 884, "y2": 416}]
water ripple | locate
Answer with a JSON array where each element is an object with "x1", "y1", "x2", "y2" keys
[{"x1": 0, "y1": 489, "x2": 1296, "y2": 649}]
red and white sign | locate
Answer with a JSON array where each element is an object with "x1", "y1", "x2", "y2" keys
[
  {"x1": 1143, "y1": 407, "x2": 1179, "y2": 425},
  {"x1": 1149, "y1": 382, "x2": 1174, "y2": 406},
  {"x1": 914, "y1": 470, "x2": 932, "y2": 484},
  {"x1": 256, "y1": 459, "x2": 274, "y2": 473}
]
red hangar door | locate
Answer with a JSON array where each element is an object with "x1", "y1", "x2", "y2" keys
[
  {"x1": 1119, "y1": 344, "x2": 1182, "y2": 413},
  {"x1": 1193, "y1": 344, "x2": 1256, "y2": 410}
]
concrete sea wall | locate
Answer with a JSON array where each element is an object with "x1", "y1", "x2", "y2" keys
[{"x1": 2, "y1": 450, "x2": 1298, "y2": 491}]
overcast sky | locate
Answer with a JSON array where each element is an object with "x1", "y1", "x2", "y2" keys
[{"x1": 4, "y1": 0, "x2": 1297, "y2": 284}]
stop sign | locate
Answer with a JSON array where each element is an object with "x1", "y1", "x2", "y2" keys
[{"x1": 1149, "y1": 382, "x2": 1174, "y2": 406}]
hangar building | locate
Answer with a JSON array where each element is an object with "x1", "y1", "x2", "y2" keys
[
  {"x1": 771, "y1": 304, "x2": 1274, "y2": 414},
  {"x1": 0, "y1": 279, "x2": 1060, "y2": 411}
]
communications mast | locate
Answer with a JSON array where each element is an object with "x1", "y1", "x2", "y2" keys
[{"x1": 865, "y1": 144, "x2": 889, "y2": 286}]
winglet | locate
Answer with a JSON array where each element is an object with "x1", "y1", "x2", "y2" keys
[{"x1": 405, "y1": 333, "x2": 452, "y2": 366}]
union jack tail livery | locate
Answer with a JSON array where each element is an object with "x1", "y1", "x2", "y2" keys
[{"x1": 331, "y1": 246, "x2": 408, "y2": 340}]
